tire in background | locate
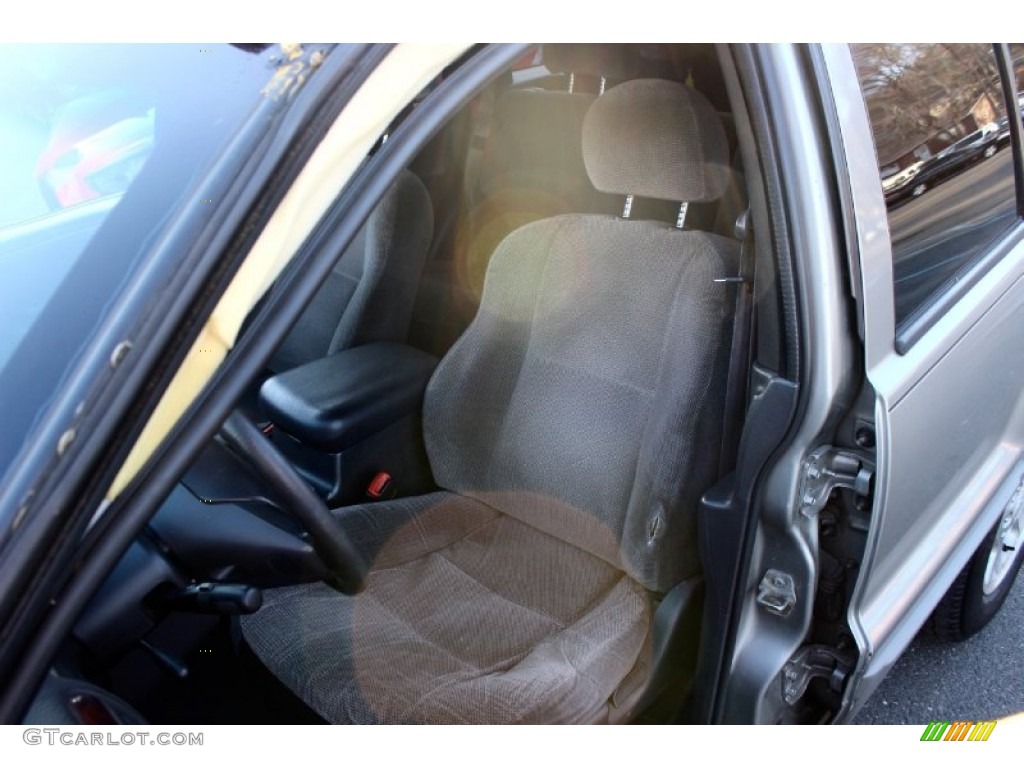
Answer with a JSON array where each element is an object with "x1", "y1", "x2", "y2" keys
[{"x1": 932, "y1": 513, "x2": 1024, "y2": 642}]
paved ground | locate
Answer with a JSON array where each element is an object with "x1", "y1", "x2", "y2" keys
[{"x1": 855, "y1": 573, "x2": 1024, "y2": 724}]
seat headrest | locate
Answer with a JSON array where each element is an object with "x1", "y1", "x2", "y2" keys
[
  {"x1": 582, "y1": 79, "x2": 729, "y2": 203},
  {"x1": 542, "y1": 44, "x2": 637, "y2": 81}
]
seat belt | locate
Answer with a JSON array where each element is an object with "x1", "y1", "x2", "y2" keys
[{"x1": 718, "y1": 207, "x2": 755, "y2": 477}]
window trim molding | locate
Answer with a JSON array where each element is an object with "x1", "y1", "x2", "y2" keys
[
  {"x1": 997, "y1": 43, "x2": 1024, "y2": 217},
  {"x1": 895, "y1": 220, "x2": 1024, "y2": 352}
]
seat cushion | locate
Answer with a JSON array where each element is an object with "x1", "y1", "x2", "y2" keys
[{"x1": 240, "y1": 492, "x2": 652, "y2": 724}]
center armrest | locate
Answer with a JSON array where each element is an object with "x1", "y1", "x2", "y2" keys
[{"x1": 260, "y1": 343, "x2": 439, "y2": 453}]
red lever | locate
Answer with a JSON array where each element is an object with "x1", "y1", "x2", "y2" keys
[
  {"x1": 367, "y1": 472, "x2": 393, "y2": 499},
  {"x1": 69, "y1": 693, "x2": 118, "y2": 725}
]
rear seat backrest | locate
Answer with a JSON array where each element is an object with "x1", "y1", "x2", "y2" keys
[
  {"x1": 269, "y1": 170, "x2": 433, "y2": 373},
  {"x1": 460, "y1": 44, "x2": 641, "y2": 293},
  {"x1": 461, "y1": 87, "x2": 620, "y2": 294},
  {"x1": 408, "y1": 46, "x2": 628, "y2": 357}
]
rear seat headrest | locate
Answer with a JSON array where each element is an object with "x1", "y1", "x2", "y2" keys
[
  {"x1": 542, "y1": 44, "x2": 638, "y2": 81},
  {"x1": 581, "y1": 79, "x2": 729, "y2": 203}
]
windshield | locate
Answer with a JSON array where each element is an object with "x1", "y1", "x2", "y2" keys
[{"x1": 0, "y1": 44, "x2": 274, "y2": 481}]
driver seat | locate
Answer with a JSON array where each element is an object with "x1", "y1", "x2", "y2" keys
[{"x1": 241, "y1": 79, "x2": 736, "y2": 724}]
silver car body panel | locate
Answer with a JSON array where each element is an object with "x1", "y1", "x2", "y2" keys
[
  {"x1": 818, "y1": 43, "x2": 1024, "y2": 720},
  {"x1": 716, "y1": 44, "x2": 857, "y2": 723}
]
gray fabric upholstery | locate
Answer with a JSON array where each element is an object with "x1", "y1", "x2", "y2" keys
[
  {"x1": 241, "y1": 492, "x2": 652, "y2": 724},
  {"x1": 582, "y1": 80, "x2": 729, "y2": 203},
  {"x1": 270, "y1": 170, "x2": 433, "y2": 373},
  {"x1": 244, "y1": 213, "x2": 737, "y2": 721},
  {"x1": 425, "y1": 215, "x2": 737, "y2": 591},
  {"x1": 244, "y1": 77, "x2": 740, "y2": 723},
  {"x1": 479, "y1": 89, "x2": 596, "y2": 203}
]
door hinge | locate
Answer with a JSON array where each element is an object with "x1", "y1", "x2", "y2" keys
[
  {"x1": 799, "y1": 446, "x2": 874, "y2": 518},
  {"x1": 782, "y1": 644, "x2": 854, "y2": 706}
]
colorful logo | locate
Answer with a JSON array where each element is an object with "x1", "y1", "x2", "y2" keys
[{"x1": 920, "y1": 721, "x2": 997, "y2": 741}]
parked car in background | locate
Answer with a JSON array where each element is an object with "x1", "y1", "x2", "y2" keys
[
  {"x1": 881, "y1": 160, "x2": 923, "y2": 200},
  {"x1": 0, "y1": 42, "x2": 1022, "y2": 728},
  {"x1": 885, "y1": 123, "x2": 1002, "y2": 206},
  {"x1": 36, "y1": 105, "x2": 154, "y2": 209}
]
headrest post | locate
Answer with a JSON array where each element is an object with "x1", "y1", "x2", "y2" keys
[
  {"x1": 675, "y1": 202, "x2": 688, "y2": 230},
  {"x1": 599, "y1": 76, "x2": 606, "y2": 96},
  {"x1": 622, "y1": 194, "x2": 634, "y2": 219},
  {"x1": 568, "y1": 72, "x2": 575, "y2": 94}
]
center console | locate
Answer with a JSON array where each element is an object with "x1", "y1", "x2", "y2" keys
[{"x1": 259, "y1": 342, "x2": 439, "y2": 505}]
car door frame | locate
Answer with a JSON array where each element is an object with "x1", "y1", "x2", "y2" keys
[
  {"x1": 704, "y1": 43, "x2": 862, "y2": 725},
  {"x1": 0, "y1": 41, "x2": 392, "y2": 723},
  {"x1": 0, "y1": 43, "x2": 530, "y2": 725}
]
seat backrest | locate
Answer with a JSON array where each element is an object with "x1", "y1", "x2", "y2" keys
[
  {"x1": 424, "y1": 80, "x2": 739, "y2": 592},
  {"x1": 476, "y1": 88, "x2": 599, "y2": 209},
  {"x1": 269, "y1": 170, "x2": 433, "y2": 373},
  {"x1": 476, "y1": 44, "x2": 635, "y2": 207},
  {"x1": 406, "y1": 49, "x2": 626, "y2": 358}
]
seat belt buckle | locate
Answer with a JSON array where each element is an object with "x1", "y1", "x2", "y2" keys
[{"x1": 367, "y1": 471, "x2": 396, "y2": 500}]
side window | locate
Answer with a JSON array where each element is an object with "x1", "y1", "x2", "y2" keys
[{"x1": 851, "y1": 44, "x2": 1019, "y2": 326}]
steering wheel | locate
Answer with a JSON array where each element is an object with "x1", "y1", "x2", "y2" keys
[{"x1": 218, "y1": 411, "x2": 367, "y2": 594}]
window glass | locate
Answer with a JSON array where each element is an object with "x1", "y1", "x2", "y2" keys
[
  {"x1": 0, "y1": 44, "x2": 274, "y2": 483},
  {"x1": 851, "y1": 44, "x2": 1018, "y2": 325}
]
